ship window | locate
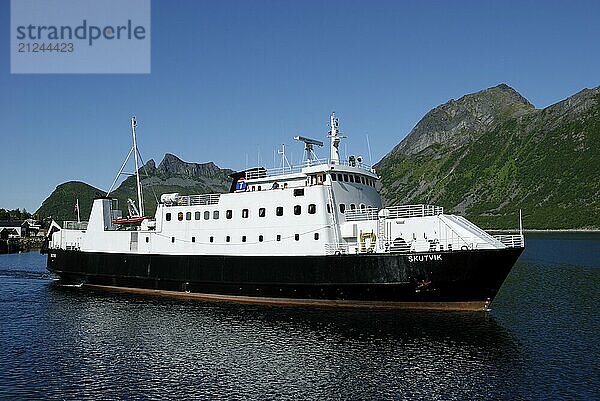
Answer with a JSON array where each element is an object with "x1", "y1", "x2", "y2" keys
[
  {"x1": 242, "y1": 209, "x2": 249, "y2": 218},
  {"x1": 339, "y1": 204, "x2": 346, "y2": 213},
  {"x1": 361, "y1": 176, "x2": 365, "y2": 184},
  {"x1": 192, "y1": 237, "x2": 196, "y2": 243},
  {"x1": 327, "y1": 204, "x2": 332, "y2": 213},
  {"x1": 242, "y1": 235, "x2": 246, "y2": 242},
  {"x1": 276, "y1": 207, "x2": 283, "y2": 216},
  {"x1": 210, "y1": 236, "x2": 214, "y2": 243},
  {"x1": 294, "y1": 205, "x2": 301, "y2": 215},
  {"x1": 226, "y1": 236, "x2": 231, "y2": 242},
  {"x1": 259, "y1": 235, "x2": 263, "y2": 242},
  {"x1": 186, "y1": 212, "x2": 192, "y2": 220},
  {"x1": 360, "y1": 204, "x2": 366, "y2": 210},
  {"x1": 213, "y1": 211, "x2": 219, "y2": 219},
  {"x1": 331, "y1": 174, "x2": 337, "y2": 181},
  {"x1": 252, "y1": 186, "x2": 255, "y2": 191},
  {"x1": 294, "y1": 188, "x2": 304, "y2": 196},
  {"x1": 308, "y1": 204, "x2": 316, "y2": 214},
  {"x1": 277, "y1": 234, "x2": 281, "y2": 241},
  {"x1": 146, "y1": 236, "x2": 149, "y2": 243},
  {"x1": 166, "y1": 213, "x2": 171, "y2": 221},
  {"x1": 259, "y1": 208, "x2": 266, "y2": 217},
  {"x1": 295, "y1": 234, "x2": 300, "y2": 241},
  {"x1": 314, "y1": 233, "x2": 319, "y2": 240},
  {"x1": 337, "y1": 174, "x2": 343, "y2": 181},
  {"x1": 258, "y1": 185, "x2": 262, "y2": 191},
  {"x1": 350, "y1": 204, "x2": 356, "y2": 211},
  {"x1": 204, "y1": 211, "x2": 210, "y2": 220},
  {"x1": 178, "y1": 212, "x2": 183, "y2": 221},
  {"x1": 195, "y1": 211, "x2": 201, "y2": 220},
  {"x1": 343, "y1": 174, "x2": 348, "y2": 182},
  {"x1": 171, "y1": 237, "x2": 175, "y2": 243},
  {"x1": 349, "y1": 175, "x2": 354, "y2": 183},
  {"x1": 226, "y1": 210, "x2": 233, "y2": 219},
  {"x1": 355, "y1": 175, "x2": 360, "y2": 183}
]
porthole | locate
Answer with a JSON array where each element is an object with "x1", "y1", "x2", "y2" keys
[
  {"x1": 204, "y1": 211, "x2": 210, "y2": 220},
  {"x1": 171, "y1": 237, "x2": 175, "y2": 243},
  {"x1": 242, "y1": 209, "x2": 249, "y2": 218},
  {"x1": 186, "y1": 212, "x2": 192, "y2": 220},
  {"x1": 259, "y1": 235, "x2": 264, "y2": 242},
  {"x1": 294, "y1": 205, "x2": 301, "y2": 215},
  {"x1": 226, "y1": 236, "x2": 231, "y2": 243},
  {"x1": 213, "y1": 211, "x2": 219, "y2": 219},
  {"x1": 210, "y1": 236, "x2": 214, "y2": 243},
  {"x1": 295, "y1": 234, "x2": 300, "y2": 241},
  {"x1": 195, "y1": 211, "x2": 201, "y2": 220},
  {"x1": 259, "y1": 208, "x2": 266, "y2": 217},
  {"x1": 308, "y1": 204, "x2": 316, "y2": 214},
  {"x1": 314, "y1": 233, "x2": 319, "y2": 240},
  {"x1": 192, "y1": 237, "x2": 196, "y2": 243},
  {"x1": 178, "y1": 212, "x2": 183, "y2": 221},
  {"x1": 145, "y1": 236, "x2": 149, "y2": 243},
  {"x1": 226, "y1": 210, "x2": 233, "y2": 219},
  {"x1": 242, "y1": 235, "x2": 246, "y2": 242},
  {"x1": 276, "y1": 206, "x2": 283, "y2": 216},
  {"x1": 276, "y1": 234, "x2": 281, "y2": 241},
  {"x1": 166, "y1": 213, "x2": 171, "y2": 221}
]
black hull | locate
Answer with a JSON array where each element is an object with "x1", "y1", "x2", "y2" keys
[{"x1": 47, "y1": 248, "x2": 523, "y2": 311}]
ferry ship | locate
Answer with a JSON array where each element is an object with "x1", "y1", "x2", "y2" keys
[{"x1": 45, "y1": 114, "x2": 524, "y2": 311}]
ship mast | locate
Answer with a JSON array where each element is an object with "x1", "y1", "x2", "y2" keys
[
  {"x1": 131, "y1": 117, "x2": 144, "y2": 217},
  {"x1": 328, "y1": 112, "x2": 342, "y2": 164}
]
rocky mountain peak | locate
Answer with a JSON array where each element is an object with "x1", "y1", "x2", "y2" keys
[
  {"x1": 381, "y1": 84, "x2": 535, "y2": 161},
  {"x1": 157, "y1": 153, "x2": 222, "y2": 178}
]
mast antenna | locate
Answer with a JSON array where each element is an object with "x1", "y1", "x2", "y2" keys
[{"x1": 327, "y1": 112, "x2": 346, "y2": 164}]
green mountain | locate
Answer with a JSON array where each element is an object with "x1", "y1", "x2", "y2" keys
[
  {"x1": 376, "y1": 84, "x2": 600, "y2": 229},
  {"x1": 37, "y1": 154, "x2": 233, "y2": 221}
]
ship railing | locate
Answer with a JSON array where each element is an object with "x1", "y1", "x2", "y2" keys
[
  {"x1": 325, "y1": 243, "x2": 349, "y2": 255},
  {"x1": 245, "y1": 158, "x2": 375, "y2": 180},
  {"x1": 345, "y1": 204, "x2": 444, "y2": 222},
  {"x1": 168, "y1": 194, "x2": 221, "y2": 207},
  {"x1": 62, "y1": 221, "x2": 88, "y2": 230},
  {"x1": 493, "y1": 234, "x2": 525, "y2": 248}
]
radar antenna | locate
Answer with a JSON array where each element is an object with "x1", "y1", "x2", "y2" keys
[{"x1": 294, "y1": 135, "x2": 324, "y2": 163}]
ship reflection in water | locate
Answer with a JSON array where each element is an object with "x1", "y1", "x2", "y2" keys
[{"x1": 38, "y1": 285, "x2": 522, "y2": 400}]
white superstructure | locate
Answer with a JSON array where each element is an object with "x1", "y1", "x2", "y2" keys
[{"x1": 49, "y1": 114, "x2": 524, "y2": 257}]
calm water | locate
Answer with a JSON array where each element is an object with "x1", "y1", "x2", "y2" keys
[{"x1": 0, "y1": 233, "x2": 598, "y2": 400}]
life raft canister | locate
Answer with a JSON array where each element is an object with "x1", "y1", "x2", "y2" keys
[{"x1": 359, "y1": 231, "x2": 377, "y2": 253}]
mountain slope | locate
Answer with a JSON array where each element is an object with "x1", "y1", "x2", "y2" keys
[
  {"x1": 376, "y1": 84, "x2": 600, "y2": 229},
  {"x1": 37, "y1": 155, "x2": 233, "y2": 221}
]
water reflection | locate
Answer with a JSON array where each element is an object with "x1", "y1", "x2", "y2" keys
[{"x1": 34, "y1": 284, "x2": 523, "y2": 400}]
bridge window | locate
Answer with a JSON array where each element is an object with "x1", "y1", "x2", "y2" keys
[
  {"x1": 178, "y1": 212, "x2": 183, "y2": 221},
  {"x1": 294, "y1": 205, "x2": 301, "y2": 215},
  {"x1": 259, "y1": 235, "x2": 264, "y2": 242},
  {"x1": 338, "y1": 173, "x2": 343, "y2": 181},
  {"x1": 308, "y1": 204, "x2": 316, "y2": 214},
  {"x1": 166, "y1": 213, "x2": 171, "y2": 221},
  {"x1": 339, "y1": 203, "x2": 346, "y2": 214},
  {"x1": 195, "y1": 211, "x2": 201, "y2": 220},
  {"x1": 276, "y1": 207, "x2": 283, "y2": 216},
  {"x1": 204, "y1": 211, "x2": 210, "y2": 220},
  {"x1": 259, "y1": 208, "x2": 266, "y2": 217},
  {"x1": 350, "y1": 204, "x2": 356, "y2": 211},
  {"x1": 349, "y1": 175, "x2": 354, "y2": 183},
  {"x1": 213, "y1": 211, "x2": 219, "y2": 219},
  {"x1": 226, "y1": 210, "x2": 233, "y2": 219},
  {"x1": 343, "y1": 174, "x2": 348, "y2": 182},
  {"x1": 314, "y1": 233, "x2": 319, "y2": 240},
  {"x1": 242, "y1": 209, "x2": 249, "y2": 218},
  {"x1": 331, "y1": 174, "x2": 337, "y2": 181},
  {"x1": 186, "y1": 212, "x2": 192, "y2": 220}
]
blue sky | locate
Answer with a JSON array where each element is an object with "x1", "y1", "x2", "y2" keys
[{"x1": 1, "y1": 0, "x2": 599, "y2": 212}]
